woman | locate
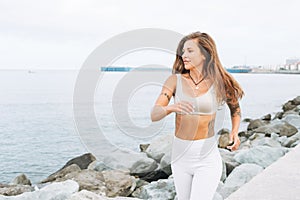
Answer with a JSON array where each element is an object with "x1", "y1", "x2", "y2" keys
[{"x1": 151, "y1": 32, "x2": 244, "y2": 200}]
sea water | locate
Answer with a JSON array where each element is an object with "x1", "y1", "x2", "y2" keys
[{"x1": 0, "y1": 69, "x2": 299, "y2": 184}]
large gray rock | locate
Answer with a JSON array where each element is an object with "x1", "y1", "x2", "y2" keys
[
  {"x1": 0, "y1": 180, "x2": 79, "y2": 200},
  {"x1": 68, "y1": 190, "x2": 104, "y2": 200},
  {"x1": 12, "y1": 174, "x2": 31, "y2": 186},
  {"x1": 219, "y1": 148, "x2": 240, "y2": 176},
  {"x1": 281, "y1": 132, "x2": 300, "y2": 148},
  {"x1": 42, "y1": 153, "x2": 96, "y2": 183},
  {"x1": 102, "y1": 170, "x2": 136, "y2": 197},
  {"x1": 63, "y1": 153, "x2": 96, "y2": 170},
  {"x1": 292, "y1": 96, "x2": 300, "y2": 105},
  {"x1": 69, "y1": 190, "x2": 142, "y2": 199},
  {"x1": 71, "y1": 169, "x2": 106, "y2": 196},
  {"x1": 132, "y1": 178, "x2": 176, "y2": 200},
  {"x1": 282, "y1": 96, "x2": 300, "y2": 112},
  {"x1": 261, "y1": 113, "x2": 271, "y2": 121},
  {"x1": 41, "y1": 164, "x2": 82, "y2": 183},
  {"x1": 247, "y1": 119, "x2": 266, "y2": 131},
  {"x1": 291, "y1": 140, "x2": 300, "y2": 147},
  {"x1": 102, "y1": 149, "x2": 158, "y2": 174},
  {"x1": 91, "y1": 160, "x2": 113, "y2": 172},
  {"x1": 248, "y1": 133, "x2": 265, "y2": 141},
  {"x1": 213, "y1": 192, "x2": 223, "y2": 200},
  {"x1": 220, "y1": 160, "x2": 227, "y2": 182},
  {"x1": 0, "y1": 184, "x2": 33, "y2": 196},
  {"x1": 145, "y1": 134, "x2": 173, "y2": 163},
  {"x1": 282, "y1": 114, "x2": 300, "y2": 129},
  {"x1": 219, "y1": 163, "x2": 263, "y2": 198},
  {"x1": 277, "y1": 135, "x2": 288, "y2": 145},
  {"x1": 238, "y1": 139, "x2": 251, "y2": 150},
  {"x1": 282, "y1": 100, "x2": 297, "y2": 112},
  {"x1": 159, "y1": 153, "x2": 172, "y2": 175},
  {"x1": 218, "y1": 129, "x2": 231, "y2": 148},
  {"x1": 255, "y1": 121, "x2": 298, "y2": 137},
  {"x1": 250, "y1": 137, "x2": 282, "y2": 148},
  {"x1": 41, "y1": 164, "x2": 107, "y2": 195},
  {"x1": 234, "y1": 146, "x2": 286, "y2": 168}
]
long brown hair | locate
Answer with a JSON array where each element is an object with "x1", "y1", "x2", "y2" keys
[{"x1": 172, "y1": 31, "x2": 244, "y2": 104}]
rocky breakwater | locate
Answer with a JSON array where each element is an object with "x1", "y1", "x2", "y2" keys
[{"x1": 0, "y1": 96, "x2": 300, "y2": 200}]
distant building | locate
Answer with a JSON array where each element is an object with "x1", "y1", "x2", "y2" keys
[
  {"x1": 283, "y1": 58, "x2": 300, "y2": 70},
  {"x1": 286, "y1": 58, "x2": 299, "y2": 65}
]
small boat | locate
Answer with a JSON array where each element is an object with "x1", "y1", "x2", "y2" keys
[
  {"x1": 226, "y1": 66, "x2": 252, "y2": 73},
  {"x1": 100, "y1": 67, "x2": 132, "y2": 72}
]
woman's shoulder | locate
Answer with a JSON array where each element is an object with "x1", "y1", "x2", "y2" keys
[
  {"x1": 165, "y1": 74, "x2": 178, "y2": 82},
  {"x1": 163, "y1": 74, "x2": 178, "y2": 92}
]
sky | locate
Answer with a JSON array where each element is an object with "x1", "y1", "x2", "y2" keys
[{"x1": 0, "y1": 0, "x2": 299, "y2": 69}]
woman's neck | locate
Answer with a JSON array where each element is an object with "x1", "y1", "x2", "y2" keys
[{"x1": 189, "y1": 68, "x2": 203, "y2": 82}]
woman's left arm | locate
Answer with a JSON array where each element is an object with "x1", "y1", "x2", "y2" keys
[{"x1": 226, "y1": 99, "x2": 241, "y2": 151}]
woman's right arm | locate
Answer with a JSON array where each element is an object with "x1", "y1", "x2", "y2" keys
[{"x1": 151, "y1": 75, "x2": 193, "y2": 122}]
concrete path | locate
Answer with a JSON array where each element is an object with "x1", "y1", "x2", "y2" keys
[{"x1": 226, "y1": 144, "x2": 300, "y2": 200}]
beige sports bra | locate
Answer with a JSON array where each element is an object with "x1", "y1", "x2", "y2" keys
[{"x1": 174, "y1": 74, "x2": 219, "y2": 115}]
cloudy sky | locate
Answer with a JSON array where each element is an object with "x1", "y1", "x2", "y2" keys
[{"x1": 0, "y1": 0, "x2": 299, "y2": 69}]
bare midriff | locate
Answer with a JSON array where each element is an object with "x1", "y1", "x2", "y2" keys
[{"x1": 175, "y1": 113, "x2": 216, "y2": 140}]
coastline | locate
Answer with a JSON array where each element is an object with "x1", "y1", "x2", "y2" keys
[{"x1": 1, "y1": 96, "x2": 300, "y2": 200}]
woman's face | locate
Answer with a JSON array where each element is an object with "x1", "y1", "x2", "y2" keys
[{"x1": 181, "y1": 39, "x2": 206, "y2": 70}]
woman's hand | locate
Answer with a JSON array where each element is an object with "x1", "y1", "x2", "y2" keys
[
  {"x1": 167, "y1": 101, "x2": 194, "y2": 114},
  {"x1": 226, "y1": 133, "x2": 240, "y2": 151}
]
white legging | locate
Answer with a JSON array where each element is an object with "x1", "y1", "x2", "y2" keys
[{"x1": 171, "y1": 135, "x2": 222, "y2": 200}]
